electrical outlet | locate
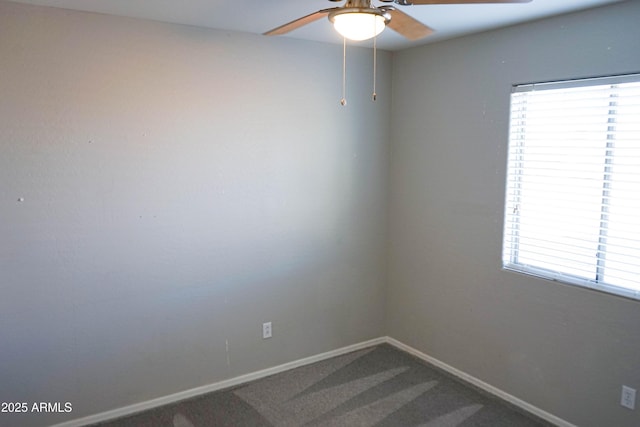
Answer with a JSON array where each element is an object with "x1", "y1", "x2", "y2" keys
[
  {"x1": 621, "y1": 385, "x2": 636, "y2": 410},
  {"x1": 262, "y1": 322, "x2": 272, "y2": 339}
]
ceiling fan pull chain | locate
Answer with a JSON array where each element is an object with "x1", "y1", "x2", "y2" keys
[
  {"x1": 340, "y1": 37, "x2": 347, "y2": 106},
  {"x1": 372, "y1": 32, "x2": 377, "y2": 101}
]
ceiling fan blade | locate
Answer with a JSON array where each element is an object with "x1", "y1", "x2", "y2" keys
[
  {"x1": 386, "y1": 8, "x2": 434, "y2": 40},
  {"x1": 407, "y1": 0, "x2": 531, "y2": 4},
  {"x1": 264, "y1": 9, "x2": 337, "y2": 36}
]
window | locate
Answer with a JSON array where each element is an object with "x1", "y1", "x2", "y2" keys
[{"x1": 503, "y1": 74, "x2": 640, "y2": 300}]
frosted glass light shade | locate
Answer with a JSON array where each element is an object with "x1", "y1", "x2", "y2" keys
[{"x1": 332, "y1": 12, "x2": 386, "y2": 41}]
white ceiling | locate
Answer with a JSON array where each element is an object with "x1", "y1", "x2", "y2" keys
[{"x1": 9, "y1": 0, "x2": 623, "y2": 50}]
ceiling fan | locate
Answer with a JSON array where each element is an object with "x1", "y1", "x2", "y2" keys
[{"x1": 265, "y1": 0, "x2": 532, "y2": 42}]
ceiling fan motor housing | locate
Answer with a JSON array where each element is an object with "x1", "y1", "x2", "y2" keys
[
  {"x1": 344, "y1": 0, "x2": 374, "y2": 7},
  {"x1": 328, "y1": 1, "x2": 392, "y2": 26}
]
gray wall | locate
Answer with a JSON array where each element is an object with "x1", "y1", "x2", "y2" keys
[
  {"x1": 0, "y1": 2, "x2": 390, "y2": 425},
  {"x1": 387, "y1": 1, "x2": 640, "y2": 426}
]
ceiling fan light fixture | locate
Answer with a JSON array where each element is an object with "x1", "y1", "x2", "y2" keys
[{"x1": 329, "y1": 9, "x2": 389, "y2": 41}]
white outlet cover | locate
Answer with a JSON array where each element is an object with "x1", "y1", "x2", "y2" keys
[
  {"x1": 262, "y1": 322, "x2": 272, "y2": 339},
  {"x1": 621, "y1": 385, "x2": 636, "y2": 410}
]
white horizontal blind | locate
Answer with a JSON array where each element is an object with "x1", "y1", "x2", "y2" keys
[{"x1": 503, "y1": 74, "x2": 640, "y2": 300}]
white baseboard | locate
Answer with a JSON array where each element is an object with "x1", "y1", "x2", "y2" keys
[
  {"x1": 385, "y1": 336, "x2": 576, "y2": 427},
  {"x1": 51, "y1": 337, "x2": 386, "y2": 427},
  {"x1": 52, "y1": 335, "x2": 573, "y2": 427}
]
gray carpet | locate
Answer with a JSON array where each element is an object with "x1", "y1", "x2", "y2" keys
[{"x1": 93, "y1": 344, "x2": 553, "y2": 427}]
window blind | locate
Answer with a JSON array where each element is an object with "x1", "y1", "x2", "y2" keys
[{"x1": 503, "y1": 74, "x2": 640, "y2": 300}]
